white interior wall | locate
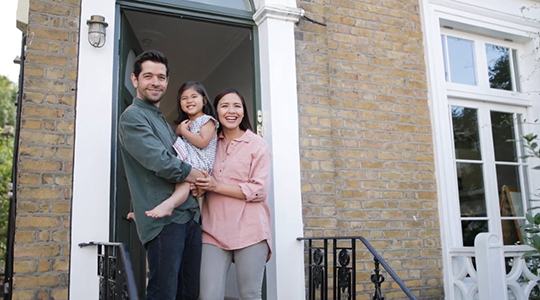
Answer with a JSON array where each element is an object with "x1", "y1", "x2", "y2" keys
[{"x1": 203, "y1": 36, "x2": 255, "y2": 122}]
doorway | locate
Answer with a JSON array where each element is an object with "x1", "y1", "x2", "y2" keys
[{"x1": 111, "y1": 4, "x2": 256, "y2": 298}]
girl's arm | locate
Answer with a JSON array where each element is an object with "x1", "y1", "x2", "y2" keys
[{"x1": 179, "y1": 121, "x2": 216, "y2": 149}]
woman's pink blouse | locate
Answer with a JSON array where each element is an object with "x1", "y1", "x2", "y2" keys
[{"x1": 201, "y1": 130, "x2": 272, "y2": 258}]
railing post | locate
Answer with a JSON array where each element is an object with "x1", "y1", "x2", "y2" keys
[
  {"x1": 80, "y1": 241, "x2": 139, "y2": 300},
  {"x1": 474, "y1": 233, "x2": 508, "y2": 300},
  {"x1": 298, "y1": 236, "x2": 418, "y2": 300}
]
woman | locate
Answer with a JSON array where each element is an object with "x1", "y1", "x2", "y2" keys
[{"x1": 195, "y1": 88, "x2": 272, "y2": 300}]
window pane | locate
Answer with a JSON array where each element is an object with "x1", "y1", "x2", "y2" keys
[
  {"x1": 491, "y1": 111, "x2": 517, "y2": 162},
  {"x1": 447, "y1": 36, "x2": 477, "y2": 85},
  {"x1": 486, "y1": 44, "x2": 512, "y2": 91},
  {"x1": 452, "y1": 106, "x2": 481, "y2": 160},
  {"x1": 497, "y1": 165, "x2": 523, "y2": 216},
  {"x1": 457, "y1": 163, "x2": 486, "y2": 217},
  {"x1": 441, "y1": 35, "x2": 448, "y2": 81},
  {"x1": 512, "y1": 49, "x2": 521, "y2": 92},
  {"x1": 183, "y1": 0, "x2": 252, "y2": 11},
  {"x1": 462, "y1": 220, "x2": 488, "y2": 246},
  {"x1": 501, "y1": 219, "x2": 525, "y2": 246}
]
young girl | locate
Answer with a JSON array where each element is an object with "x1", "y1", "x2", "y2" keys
[{"x1": 145, "y1": 81, "x2": 218, "y2": 218}]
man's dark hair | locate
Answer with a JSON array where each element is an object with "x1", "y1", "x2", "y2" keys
[{"x1": 133, "y1": 50, "x2": 169, "y2": 77}]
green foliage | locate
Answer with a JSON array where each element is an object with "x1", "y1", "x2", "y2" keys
[
  {"x1": 0, "y1": 137, "x2": 13, "y2": 267},
  {"x1": 520, "y1": 134, "x2": 540, "y2": 299},
  {"x1": 0, "y1": 76, "x2": 17, "y2": 128},
  {"x1": 522, "y1": 134, "x2": 540, "y2": 248},
  {"x1": 0, "y1": 75, "x2": 16, "y2": 270}
]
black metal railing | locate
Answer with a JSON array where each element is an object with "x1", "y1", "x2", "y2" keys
[
  {"x1": 297, "y1": 236, "x2": 417, "y2": 300},
  {"x1": 79, "y1": 242, "x2": 139, "y2": 300}
]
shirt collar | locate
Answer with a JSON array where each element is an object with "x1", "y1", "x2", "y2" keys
[
  {"x1": 218, "y1": 129, "x2": 254, "y2": 143},
  {"x1": 133, "y1": 98, "x2": 162, "y2": 114}
]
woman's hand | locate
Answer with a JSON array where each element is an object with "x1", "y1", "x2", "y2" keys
[
  {"x1": 190, "y1": 182, "x2": 205, "y2": 197},
  {"x1": 195, "y1": 170, "x2": 218, "y2": 191},
  {"x1": 177, "y1": 120, "x2": 190, "y2": 137}
]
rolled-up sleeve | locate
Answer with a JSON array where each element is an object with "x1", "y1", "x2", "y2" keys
[
  {"x1": 119, "y1": 110, "x2": 191, "y2": 183},
  {"x1": 238, "y1": 145, "x2": 271, "y2": 202}
]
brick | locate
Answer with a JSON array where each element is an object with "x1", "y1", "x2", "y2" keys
[
  {"x1": 13, "y1": 260, "x2": 37, "y2": 273},
  {"x1": 38, "y1": 260, "x2": 50, "y2": 272},
  {"x1": 15, "y1": 230, "x2": 36, "y2": 243},
  {"x1": 14, "y1": 244, "x2": 61, "y2": 258},
  {"x1": 30, "y1": 27, "x2": 70, "y2": 41},
  {"x1": 53, "y1": 202, "x2": 71, "y2": 214},
  {"x1": 29, "y1": 2, "x2": 72, "y2": 16},
  {"x1": 51, "y1": 288, "x2": 68, "y2": 300},
  {"x1": 52, "y1": 230, "x2": 69, "y2": 242},
  {"x1": 19, "y1": 131, "x2": 66, "y2": 145},
  {"x1": 26, "y1": 53, "x2": 69, "y2": 67},
  {"x1": 21, "y1": 106, "x2": 65, "y2": 118},
  {"x1": 15, "y1": 274, "x2": 60, "y2": 287},
  {"x1": 11, "y1": 290, "x2": 34, "y2": 300},
  {"x1": 20, "y1": 159, "x2": 62, "y2": 172},
  {"x1": 16, "y1": 216, "x2": 60, "y2": 228}
]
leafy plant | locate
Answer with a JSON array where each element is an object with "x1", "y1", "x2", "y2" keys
[
  {"x1": 0, "y1": 75, "x2": 16, "y2": 271},
  {"x1": 522, "y1": 133, "x2": 540, "y2": 248}
]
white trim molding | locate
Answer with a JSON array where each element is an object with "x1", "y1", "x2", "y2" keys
[
  {"x1": 16, "y1": 0, "x2": 29, "y2": 32},
  {"x1": 254, "y1": 2, "x2": 306, "y2": 300},
  {"x1": 253, "y1": 5, "x2": 304, "y2": 26},
  {"x1": 70, "y1": 0, "x2": 116, "y2": 299}
]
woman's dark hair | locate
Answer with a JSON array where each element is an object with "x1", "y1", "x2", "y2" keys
[
  {"x1": 133, "y1": 50, "x2": 169, "y2": 77},
  {"x1": 213, "y1": 88, "x2": 252, "y2": 133},
  {"x1": 174, "y1": 81, "x2": 217, "y2": 124}
]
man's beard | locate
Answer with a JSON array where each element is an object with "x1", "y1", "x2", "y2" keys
[{"x1": 146, "y1": 97, "x2": 161, "y2": 104}]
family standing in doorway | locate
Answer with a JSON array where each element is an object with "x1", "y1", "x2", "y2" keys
[{"x1": 119, "y1": 50, "x2": 272, "y2": 300}]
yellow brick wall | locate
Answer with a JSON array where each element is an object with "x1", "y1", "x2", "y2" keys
[
  {"x1": 295, "y1": 0, "x2": 443, "y2": 298},
  {"x1": 12, "y1": 0, "x2": 79, "y2": 299}
]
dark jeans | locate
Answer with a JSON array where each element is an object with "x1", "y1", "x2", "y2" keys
[{"x1": 145, "y1": 219, "x2": 201, "y2": 300}]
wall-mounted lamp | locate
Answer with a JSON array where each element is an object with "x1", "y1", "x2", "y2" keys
[{"x1": 86, "y1": 15, "x2": 108, "y2": 48}]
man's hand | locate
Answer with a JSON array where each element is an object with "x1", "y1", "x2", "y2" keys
[{"x1": 185, "y1": 168, "x2": 205, "y2": 183}]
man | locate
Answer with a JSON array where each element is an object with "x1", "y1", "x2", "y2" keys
[{"x1": 118, "y1": 50, "x2": 204, "y2": 300}]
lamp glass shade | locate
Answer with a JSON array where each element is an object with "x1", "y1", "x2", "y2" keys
[{"x1": 88, "y1": 23, "x2": 106, "y2": 48}]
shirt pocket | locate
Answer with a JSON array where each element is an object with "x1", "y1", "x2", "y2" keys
[{"x1": 226, "y1": 158, "x2": 251, "y2": 181}]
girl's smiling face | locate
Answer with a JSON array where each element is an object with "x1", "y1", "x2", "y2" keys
[
  {"x1": 216, "y1": 93, "x2": 244, "y2": 131},
  {"x1": 180, "y1": 87, "x2": 205, "y2": 120}
]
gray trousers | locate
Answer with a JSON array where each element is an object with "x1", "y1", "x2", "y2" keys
[{"x1": 199, "y1": 241, "x2": 268, "y2": 300}]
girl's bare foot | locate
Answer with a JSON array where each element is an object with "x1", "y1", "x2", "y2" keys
[{"x1": 145, "y1": 202, "x2": 174, "y2": 218}]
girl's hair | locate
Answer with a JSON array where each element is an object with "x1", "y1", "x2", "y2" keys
[
  {"x1": 174, "y1": 81, "x2": 217, "y2": 124},
  {"x1": 213, "y1": 88, "x2": 253, "y2": 133}
]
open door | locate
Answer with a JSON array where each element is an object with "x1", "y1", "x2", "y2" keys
[
  {"x1": 112, "y1": 11, "x2": 145, "y2": 299},
  {"x1": 112, "y1": 3, "x2": 258, "y2": 298}
]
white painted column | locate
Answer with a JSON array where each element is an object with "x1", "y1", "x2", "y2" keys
[
  {"x1": 254, "y1": 5, "x2": 306, "y2": 300},
  {"x1": 474, "y1": 233, "x2": 508, "y2": 300},
  {"x1": 70, "y1": 0, "x2": 116, "y2": 299}
]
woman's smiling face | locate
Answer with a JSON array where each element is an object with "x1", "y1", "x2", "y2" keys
[{"x1": 216, "y1": 93, "x2": 244, "y2": 131}]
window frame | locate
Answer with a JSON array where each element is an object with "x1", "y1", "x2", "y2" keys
[
  {"x1": 448, "y1": 98, "x2": 531, "y2": 248},
  {"x1": 440, "y1": 29, "x2": 529, "y2": 106}
]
